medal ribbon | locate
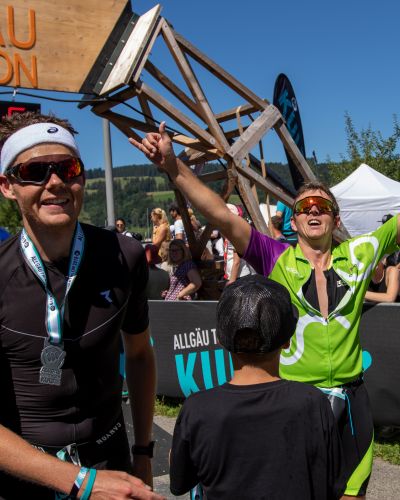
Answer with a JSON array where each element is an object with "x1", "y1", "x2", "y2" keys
[{"x1": 20, "y1": 223, "x2": 85, "y2": 345}]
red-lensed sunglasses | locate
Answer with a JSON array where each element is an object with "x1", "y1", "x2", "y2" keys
[
  {"x1": 5, "y1": 155, "x2": 84, "y2": 185},
  {"x1": 293, "y1": 196, "x2": 335, "y2": 215}
]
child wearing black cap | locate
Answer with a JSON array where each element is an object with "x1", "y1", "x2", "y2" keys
[{"x1": 169, "y1": 275, "x2": 346, "y2": 499}]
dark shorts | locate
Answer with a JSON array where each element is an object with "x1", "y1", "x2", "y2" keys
[
  {"x1": 334, "y1": 381, "x2": 373, "y2": 497},
  {"x1": 0, "y1": 413, "x2": 132, "y2": 500}
]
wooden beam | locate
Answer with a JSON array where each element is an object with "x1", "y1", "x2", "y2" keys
[
  {"x1": 235, "y1": 163, "x2": 294, "y2": 206},
  {"x1": 137, "y1": 80, "x2": 221, "y2": 149},
  {"x1": 91, "y1": 87, "x2": 138, "y2": 115},
  {"x1": 161, "y1": 21, "x2": 231, "y2": 152},
  {"x1": 137, "y1": 94, "x2": 156, "y2": 127},
  {"x1": 275, "y1": 121, "x2": 317, "y2": 181},
  {"x1": 227, "y1": 105, "x2": 282, "y2": 164},
  {"x1": 144, "y1": 60, "x2": 202, "y2": 119},
  {"x1": 215, "y1": 103, "x2": 265, "y2": 123},
  {"x1": 198, "y1": 170, "x2": 227, "y2": 183},
  {"x1": 236, "y1": 175, "x2": 270, "y2": 235},
  {"x1": 175, "y1": 31, "x2": 269, "y2": 110}
]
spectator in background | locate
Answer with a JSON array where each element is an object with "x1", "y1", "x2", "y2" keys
[
  {"x1": 145, "y1": 244, "x2": 170, "y2": 300},
  {"x1": 365, "y1": 250, "x2": 400, "y2": 303},
  {"x1": 276, "y1": 201, "x2": 297, "y2": 244},
  {"x1": 159, "y1": 241, "x2": 171, "y2": 273},
  {"x1": 223, "y1": 204, "x2": 253, "y2": 285},
  {"x1": 269, "y1": 215, "x2": 287, "y2": 242},
  {"x1": 115, "y1": 217, "x2": 133, "y2": 237},
  {"x1": 163, "y1": 239, "x2": 202, "y2": 301},
  {"x1": 0, "y1": 226, "x2": 10, "y2": 242},
  {"x1": 211, "y1": 230, "x2": 224, "y2": 259},
  {"x1": 151, "y1": 208, "x2": 171, "y2": 249},
  {"x1": 169, "y1": 204, "x2": 186, "y2": 242}
]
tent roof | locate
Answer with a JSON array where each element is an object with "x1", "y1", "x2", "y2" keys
[{"x1": 331, "y1": 163, "x2": 400, "y2": 200}]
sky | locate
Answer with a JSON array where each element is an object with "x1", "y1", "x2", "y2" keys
[{"x1": 0, "y1": 0, "x2": 399, "y2": 170}]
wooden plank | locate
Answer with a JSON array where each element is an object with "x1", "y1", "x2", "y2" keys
[
  {"x1": 198, "y1": 170, "x2": 227, "y2": 183},
  {"x1": 227, "y1": 105, "x2": 282, "y2": 164},
  {"x1": 179, "y1": 148, "x2": 221, "y2": 165},
  {"x1": 144, "y1": 60, "x2": 202, "y2": 119},
  {"x1": 174, "y1": 31, "x2": 269, "y2": 110},
  {"x1": 137, "y1": 94, "x2": 156, "y2": 127},
  {"x1": 161, "y1": 21, "x2": 230, "y2": 152},
  {"x1": 100, "y1": 4, "x2": 161, "y2": 95},
  {"x1": 215, "y1": 103, "x2": 265, "y2": 123},
  {"x1": 130, "y1": 16, "x2": 163, "y2": 84},
  {"x1": 173, "y1": 188, "x2": 200, "y2": 256},
  {"x1": 236, "y1": 175, "x2": 270, "y2": 235},
  {"x1": 137, "y1": 80, "x2": 221, "y2": 148},
  {"x1": 275, "y1": 121, "x2": 317, "y2": 181},
  {"x1": 91, "y1": 87, "x2": 138, "y2": 114},
  {"x1": 235, "y1": 163, "x2": 294, "y2": 206},
  {"x1": 0, "y1": 0, "x2": 130, "y2": 92}
]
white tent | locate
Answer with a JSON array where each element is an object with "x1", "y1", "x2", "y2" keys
[{"x1": 331, "y1": 164, "x2": 400, "y2": 236}]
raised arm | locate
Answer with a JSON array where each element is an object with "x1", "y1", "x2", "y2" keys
[
  {"x1": 129, "y1": 123, "x2": 251, "y2": 255},
  {"x1": 365, "y1": 266, "x2": 400, "y2": 303}
]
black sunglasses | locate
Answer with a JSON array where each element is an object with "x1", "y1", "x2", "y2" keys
[{"x1": 5, "y1": 155, "x2": 84, "y2": 185}]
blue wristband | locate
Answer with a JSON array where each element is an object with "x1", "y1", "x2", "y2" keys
[
  {"x1": 69, "y1": 467, "x2": 88, "y2": 498},
  {"x1": 81, "y1": 468, "x2": 97, "y2": 500}
]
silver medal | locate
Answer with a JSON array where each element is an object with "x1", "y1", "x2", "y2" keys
[{"x1": 39, "y1": 339, "x2": 66, "y2": 386}]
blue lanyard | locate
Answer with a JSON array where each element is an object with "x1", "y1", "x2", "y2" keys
[{"x1": 20, "y1": 223, "x2": 85, "y2": 345}]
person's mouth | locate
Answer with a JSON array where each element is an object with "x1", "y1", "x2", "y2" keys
[{"x1": 41, "y1": 197, "x2": 69, "y2": 207}]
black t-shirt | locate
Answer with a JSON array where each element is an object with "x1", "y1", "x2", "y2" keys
[
  {"x1": 0, "y1": 223, "x2": 149, "y2": 447},
  {"x1": 170, "y1": 380, "x2": 346, "y2": 500}
]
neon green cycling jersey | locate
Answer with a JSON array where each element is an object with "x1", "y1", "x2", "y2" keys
[{"x1": 244, "y1": 216, "x2": 399, "y2": 387}]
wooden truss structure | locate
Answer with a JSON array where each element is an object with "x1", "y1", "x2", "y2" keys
[{"x1": 88, "y1": 4, "x2": 349, "y2": 258}]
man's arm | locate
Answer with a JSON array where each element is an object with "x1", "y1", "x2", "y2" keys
[
  {"x1": 129, "y1": 123, "x2": 251, "y2": 255},
  {"x1": 122, "y1": 328, "x2": 156, "y2": 488},
  {"x1": 0, "y1": 424, "x2": 164, "y2": 499},
  {"x1": 227, "y1": 251, "x2": 241, "y2": 284}
]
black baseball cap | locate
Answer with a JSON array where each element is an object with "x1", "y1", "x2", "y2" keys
[{"x1": 217, "y1": 275, "x2": 298, "y2": 354}]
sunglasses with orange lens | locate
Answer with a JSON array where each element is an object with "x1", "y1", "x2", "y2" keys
[{"x1": 294, "y1": 196, "x2": 334, "y2": 215}]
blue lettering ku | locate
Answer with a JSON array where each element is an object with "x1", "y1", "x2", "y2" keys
[{"x1": 175, "y1": 349, "x2": 234, "y2": 397}]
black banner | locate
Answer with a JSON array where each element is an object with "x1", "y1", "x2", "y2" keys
[
  {"x1": 273, "y1": 74, "x2": 306, "y2": 190},
  {"x1": 148, "y1": 301, "x2": 400, "y2": 427}
]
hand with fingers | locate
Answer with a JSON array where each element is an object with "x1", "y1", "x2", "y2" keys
[
  {"x1": 129, "y1": 122, "x2": 177, "y2": 175},
  {"x1": 87, "y1": 470, "x2": 165, "y2": 500}
]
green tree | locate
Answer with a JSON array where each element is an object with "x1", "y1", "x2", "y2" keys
[
  {"x1": 328, "y1": 113, "x2": 400, "y2": 185},
  {"x1": 0, "y1": 198, "x2": 22, "y2": 234}
]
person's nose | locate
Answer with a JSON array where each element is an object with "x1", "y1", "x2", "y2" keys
[
  {"x1": 45, "y1": 170, "x2": 65, "y2": 188},
  {"x1": 308, "y1": 205, "x2": 321, "y2": 215}
]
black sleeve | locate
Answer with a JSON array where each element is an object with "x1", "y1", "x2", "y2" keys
[
  {"x1": 121, "y1": 247, "x2": 149, "y2": 335},
  {"x1": 169, "y1": 405, "x2": 199, "y2": 495},
  {"x1": 321, "y1": 397, "x2": 347, "y2": 500}
]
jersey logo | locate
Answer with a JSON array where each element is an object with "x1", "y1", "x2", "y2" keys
[
  {"x1": 100, "y1": 290, "x2": 113, "y2": 303},
  {"x1": 285, "y1": 266, "x2": 299, "y2": 275},
  {"x1": 336, "y1": 280, "x2": 345, "y2": 288}
]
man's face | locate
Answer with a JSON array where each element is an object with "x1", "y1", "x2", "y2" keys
[
  {"x1": 291, "y1": 189, "x2": 340, "y2": 242},
  {"x1": 115, "y1": 220, "x2": 125, "y2": 233},
  {"x1": 0, "y1": 143, "x2": 85, "y2": 233}
]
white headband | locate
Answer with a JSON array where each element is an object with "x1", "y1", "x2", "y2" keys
[{"x1": 1, "y1": 122, "x2": 80, "y2": 173}]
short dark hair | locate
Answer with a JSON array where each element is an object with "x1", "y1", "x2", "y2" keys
[
  {"x1": 270, "y1": 215, "x2": 283, "y2": 230},
  {"x1": 295, "y1": 181, "x2": 340, "y2": 216},
  {"x1": 169, "y1": 204, "x2": 180, "y2": 215},
  {"x1": 0, "y1": 112, "x2": 77, "y2": 148},
  {"x1": 115, "y1": 218, "x2": 126, "y2": 225}
]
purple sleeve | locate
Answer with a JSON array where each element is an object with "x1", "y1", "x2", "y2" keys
[{"x1": 243, "y1": 226, "x2": 289, "y2": 277}]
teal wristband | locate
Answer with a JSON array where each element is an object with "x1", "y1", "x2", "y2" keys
[{"x1": 81, "y1": 468, "x2": 97, "y2": 500}]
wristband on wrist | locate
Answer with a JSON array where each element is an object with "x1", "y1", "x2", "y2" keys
[
  {"x1": 81, "y1": 468, "x2": 97, "y2": 500},
  {"x1": 69, "y1": 467, "x2": 88, "y2": 499},
  {"x1": 132, "y1": 440, "x2": 155, "y2": 458}
]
